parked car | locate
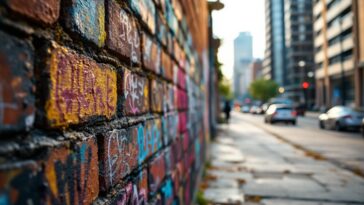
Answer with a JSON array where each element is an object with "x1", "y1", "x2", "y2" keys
[
  {"x1": 264, "y1": 104, "x2": 297, "y2": 125},
  {"x1": 318, "y1": 106, "x2": 364, "y2": 131},
  {"x1": 250, "y1": 105, "x2": 263, "y2": 114},
  {"x1": 261, "y1": 103, "x2": 270, "y2": 113},
  {"x1": 241, "y1": 105, "x2": 250, "y2": 113},
  {"x1": 294, "y1": 104, "x2": 306, "y2": 116}
]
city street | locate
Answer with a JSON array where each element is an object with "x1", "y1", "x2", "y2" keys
[{"x1": 202, "y1": 111, "x2": 364, "y2": 205}]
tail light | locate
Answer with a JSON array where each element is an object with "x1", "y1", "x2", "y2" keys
[{"x1": 292, "y1": 111, "x2": 297, "y2": 117}]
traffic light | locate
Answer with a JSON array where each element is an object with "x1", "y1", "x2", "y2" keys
[{"x1": 302, "y1": 82, "x2": 310, "y2": 89}]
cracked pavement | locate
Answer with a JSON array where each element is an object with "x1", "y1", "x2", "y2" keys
[{"x1": 201, "y1": 112, "x2": 364, "y2": 205}]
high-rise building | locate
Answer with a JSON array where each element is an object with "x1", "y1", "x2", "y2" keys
[
  {"x1": 284, "y1": 0, "x2": 315, "y2": 105},
  {"x1": 233, "y1": 32, "x2": 253, "y2": 99},
  {"x1": 264, "y1": 0, "x2": 315, "y2": 106},
  {"x1": 354, "y1": 0, "x2": 364, "y2": 107},
  {"x1": 263, "y1": 0, "x2": 286, "y2": 86},
  {"x1": 313, "y1": 0, "x2": 359, "y2": 107},
  {"x1": 250, "y1": 59, "x2": 263, "y2": 81}
]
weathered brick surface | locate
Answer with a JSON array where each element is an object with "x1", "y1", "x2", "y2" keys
[
  {"x1": 0, "y1": 0, "x2": 209, "y2": 204},
  {"x1": 106, "y1": 0, "x2": 141, "y2": 64},
  {"x1": 99, "y1": 128, "x2": 139, "y2": 191},
  {"x1": 45, "y1": 44, "x2": 117, "y2": 127},
  {"x1": 148, "y1": 152, "x2": 166, "y2": 194},
  {"x1": 151, "y1": 80, "x2": 164, "y2": 112},
  {"x1": 142, "y1": 33, "x2": 161, "y2": 74},
  {"x1": 123, "y1": 70, "x2": 149, "y2": 115},
  {"x1": 0, "y1": 136, "x2": 99, "y2": 205},
  {"x1": 64, "y1": 0, "x2": 106, "y2": 46},
  {"x1": 0, "y1": 31, "x2": 34, "y2": 133},
  {"x1": 5, "y1": 0, "x2": 60, "y2": 24}
]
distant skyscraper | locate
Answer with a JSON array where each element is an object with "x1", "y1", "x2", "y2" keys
[
  {"x1": 264, "y1": 0, "x2": 315, "y2": 105},
  {"x1": 263, "y1": 0, "x2": 285, "y2": 86},
  {"x1": 233, "y1": 32, "x2": 253, "y2": 99}
]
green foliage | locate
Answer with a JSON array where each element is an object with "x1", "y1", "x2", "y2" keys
[
  {"x1": 218, "y1": 78, "x2": 233, "y2": 100},
  {"x1": 196, "y1": 190, "x2": 209, "y2": 205},
  {"x1": 249, "y1": 79, "x2": 279, "y2": 102}
]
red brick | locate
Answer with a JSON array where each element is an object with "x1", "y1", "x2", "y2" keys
[
  {"x1": 161, "y1": 51, "x2": 173, "y2": 81},
  {"x1": 0, "y1": 31, "x2": 34, "y2": 133},
  {"x1": 63, "y1": 0, "x2": 106, "y2": 46},
  {"x1": 142, "y1": 33, "x2": 161, "y2": 74},
  {"x1": 45, "y1": 43, "x2": 117, "y2": 127},
  {"x1": 123, "y1": 70, "x2": 149, "y2": 115},
  {"x1": 99, "y1": 128, "x2": 139, "y2": 191},
  {"x1": 148, "y1": 153, "x2": 166, "y2": 194},
  {"x1": 6, "y1": 0, "x2": 60, "y2": 24},
  {"x1": 0, "y1": 136, "x2": 99, "y2": 205},
  {"x1": 178, "y1": 112, "x2": 187, "y2": 133},
  {"x1": 106, "y1": 0, "x2": 141, "y2": 64},
  {"x1": 151, "y1": 80, "x2": 164, "y2": 112}
]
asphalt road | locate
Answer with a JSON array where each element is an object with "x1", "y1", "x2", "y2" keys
[{"x1": 234, "y1": 111, "x2": 364, "y2": 176}]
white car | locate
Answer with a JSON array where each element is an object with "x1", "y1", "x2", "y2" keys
[{"x1": 264, "y1": 104, "x2": 297, "y2": 125}]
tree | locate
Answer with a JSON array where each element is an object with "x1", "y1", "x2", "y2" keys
[
  {"x1": 249, "y1": 79, "x2": 279, "y2": 102},
  {"x1": 218, "y1": 78, "x2": 233, "y2": 100}
]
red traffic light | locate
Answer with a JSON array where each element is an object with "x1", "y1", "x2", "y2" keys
[{"x1": 302, "y1": 82, "x2": 310, "y2": 89}]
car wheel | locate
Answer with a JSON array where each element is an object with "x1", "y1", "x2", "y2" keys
[
  {"x1": 270, "y1": 120, "x2": 274, "y2": 124},
  {"x1": 335, "y1": 122, "x2": 343, "y2": 131},
  {"x1": 319, "y1": 121, "x2": 324, "y2": 129},
  {"x1": 292, "y1": 120, "x2": 296, "y2": 125}
]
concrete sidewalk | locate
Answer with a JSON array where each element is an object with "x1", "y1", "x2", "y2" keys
[{"x1": 200, "y1": 114, "x2": 364, "y2": 205}]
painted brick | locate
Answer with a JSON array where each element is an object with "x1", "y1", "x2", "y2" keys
[
  {"x1": 5, "y1": 0, "x2": 60, "y2": 24},
  {"x1": 110, "y1": 182, "x2": 148, "y2": 205},
  {"x1": 151, "y1": 80, "x2": 164, "y2": 112},
  {"x1": 0, "y1": 31, "x2": 34, "y2": 133},
  {"x1": 160, "y1": 178, "x2": 174, "y2": 205},
  {"x1": 130, "y1": 0, "x2": 156, "y2": 33},
  {"x1": 45, "y1": 44, "x2": 117, "y2": 127},
  {"x1": 99, "y1": 128, "x2": 139, "y2": 191},
  {"x1": 177, "y1": 68, "x2": 186, "y2": 89},
  {"x1": 0, "y1": 136, "x2": 99, "y2": 205},
  {"x1": 42, "y1": 137, "x2": 99, "y2": 205},
  {"x1": 162, "y1": 112, "x2": 178, "y2": 145},
  {"x1": 177, "y1": 89, "x2": 188, "y2": 110},
  {"x1": 148, "y1": 153, "x2": 166, "y2": 194},
  {"x1": 182, "y1": 132, "x2": 189, "y2": 152},
  {"x1": 64, "y1": 0, "x2": 106, "y2": 47},
  {"x1": 161, "y1": 51, "x2": 173, "y2": 81},
  {"x1": 123, "y1": 70, "x2": 149, "y2": 115},
  {"x1": 106, "y1": 0, "x2": 141, "y2": 64},
  {"x1": 178, "y1": 112, "x2": 187, "y2": 133},
  {"x1": 142, "y1": 33, "x2": 161, "y2": 74},
  {"x1": 156, "y1": 13, "x2": 168, "y2": 46},
  {"x1": 137, "y1": 119, "x2": 163, "y2": 165},
  {"x1": 163, "y1": 83, "x2": 175, "y2": 112}
]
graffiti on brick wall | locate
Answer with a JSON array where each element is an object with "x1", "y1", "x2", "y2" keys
[
  {"x1": 111, "y1": 183, "x2": 147, "y2": 205},
  {"x1": 99, "y1": 128, "x2": 139, "y2": 191},
  {"x1": 46, "y1": 45, "x2": 117, "y2": 127},
  {"x1": 143, "y1": 34, "x2": 161, "y2": 74},
  {"x1": 160, "y1": 178, "x2": 173, "y2": 205},
  {"x1": 123, "y1": 70, "x2": 149, "y2": 115},
  {"x1": 0, "y1": 137, "x2": 99, "y2": 205},
  {"x1": 151, "y1": 80, "x2": 164, "y2": 112},
  {"x1": 0, "y1": 31, "x2": 34, "y2": 132},
  {"x1": 130, "y1": 0, "x2": 156, "y2": 33},
  {"x1": 148, "y1": 153, "x2": 166, "y2": 194},
  {"x1": 107, "y1": 1, "x2": 140, "y2": 64},
  {"x1": 137, "y1": 119, "x2": 163, "y2": 164},
  {"x1": 65, "y1": 0, "x2": 106, "y2": 46}
]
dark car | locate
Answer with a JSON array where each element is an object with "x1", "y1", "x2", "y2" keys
[
  {"x1": 294, "y1": 104, "x2": 306, "y2": 116},
  {"x1": 319, "y1": 106, "x2": 364, "y2": 131}
]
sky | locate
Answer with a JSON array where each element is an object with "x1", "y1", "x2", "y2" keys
[{"x1": 211, "y1": 0, "x2": 265, "y2": 79}]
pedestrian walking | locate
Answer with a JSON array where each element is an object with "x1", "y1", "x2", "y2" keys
[{"x1": 223, "y1": 100, "x2": 231, "y2": 123}]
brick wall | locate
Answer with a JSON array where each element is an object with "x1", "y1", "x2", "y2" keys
[{"x1": 0, "y1": 0, "x2": 209, "y2": 204}]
